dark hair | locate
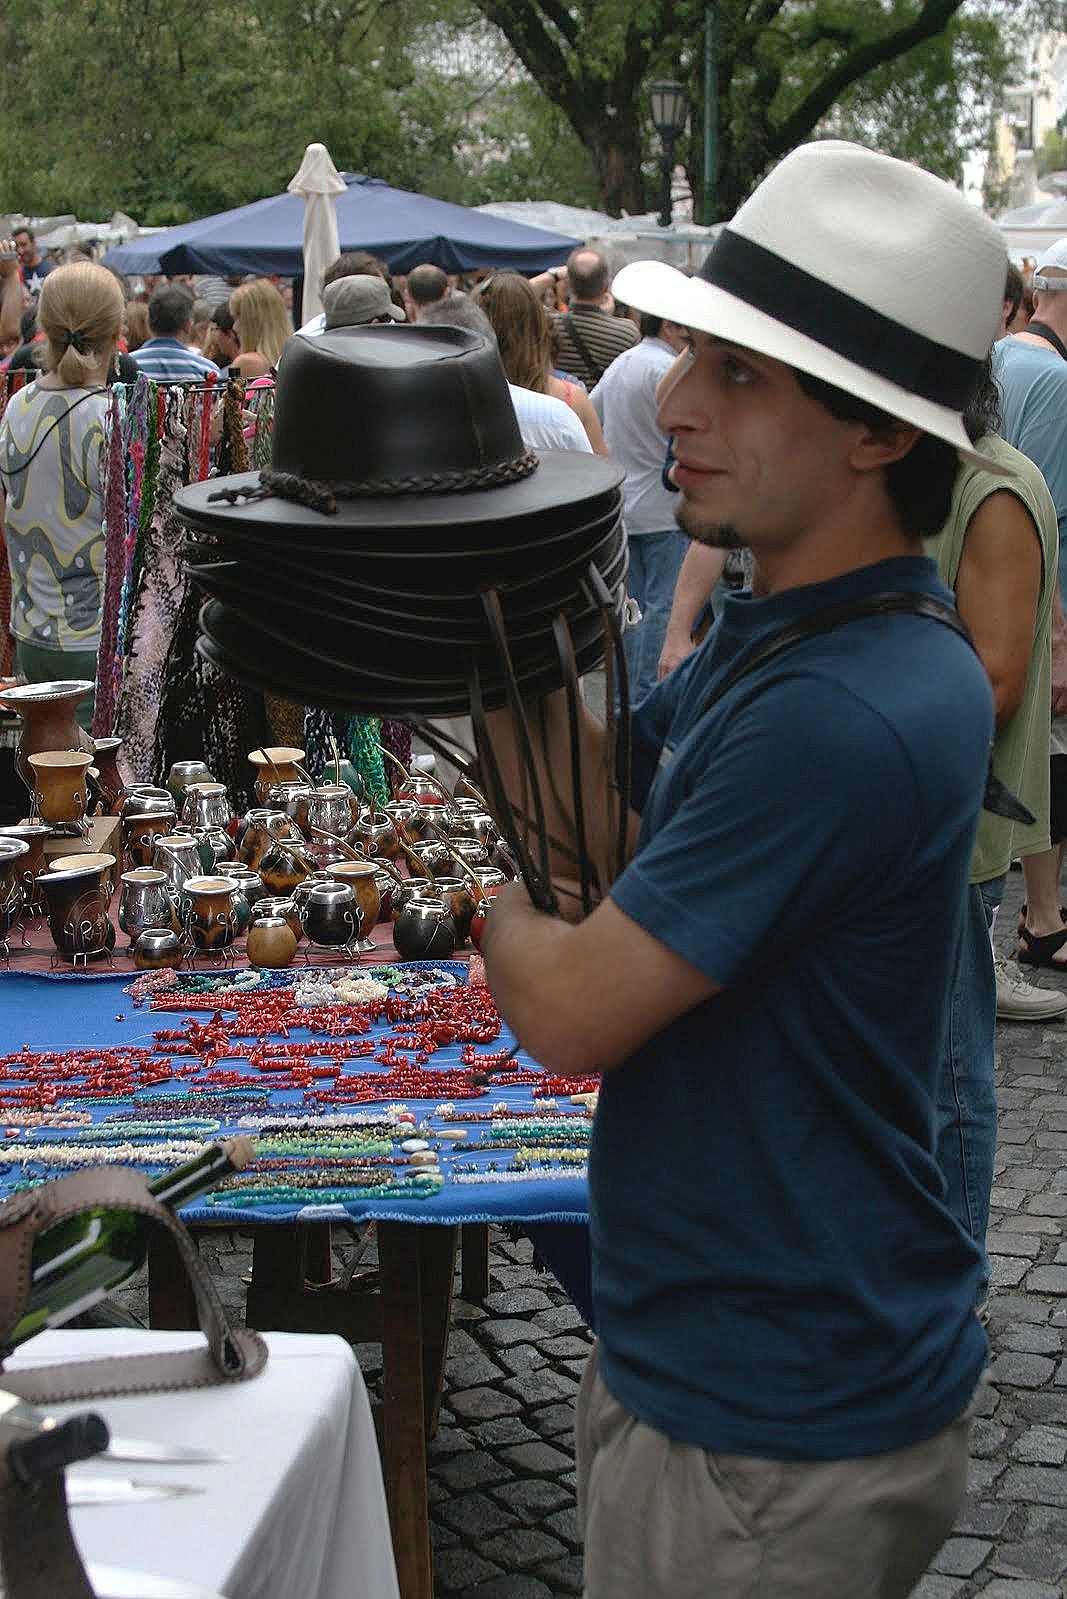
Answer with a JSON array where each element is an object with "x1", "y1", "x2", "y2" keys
[
  {"x1": 407, "y1": 264, "x2": 449, "y2": 306},
  {"x1": 1004, "y1": 262, "x2": 1024, "y2": 324},
  {"x1": 18, "y1": 305, "x2": 37, "y2": 344},
  {"x1": 13, "y1": 227, "x2": 33, "y2": 242},
  {"x1": 323, "y1": 251, "x2": 392, "y2": 294},
  {"x1": 639, "y1": 313, "x2": 664, "y2": 339},
  {"x1": 567, "y1": 248, "x2": 608, "y2": 301},
  {"x1": 794, "y1": 369, "x2": 959, "y2": 538},
  {"x1": 148, "y1": 281, "x2": 195, "y2": 337},
  {"x1": 418, "y1": 296, "x2": 496, "y2": 344},
  {"x1": 963, "y1": 353, "x2": 1001, "y2": 443},
  {"x1": 212, "y1": 303, "x2": 235, "y2": 335}
]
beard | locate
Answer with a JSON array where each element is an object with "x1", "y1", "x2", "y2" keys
[{"x1": 676, "y1": 499, "x2": 746, "y2": 550}]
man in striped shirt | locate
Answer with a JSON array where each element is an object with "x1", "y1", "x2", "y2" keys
[
  {"x1": 549, "y1": 249, "x2": 639, "y2": 388},
  {"x1": 130, "y1": 283, "x2": 220, "y2": 382}
]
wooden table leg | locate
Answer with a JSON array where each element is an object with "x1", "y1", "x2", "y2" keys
[
  {"x1": 417, "y1": 1225, "x2": 458, "y2": 1436},
  {"x1": 379, "y1": 1222, "x2": 433, "y2": 1599},
  {"x1": 460, "y1": 1222, "x2": 490, "y2": 1302},
  {"x1": 147, "y1": 1227, "x2": 199, "y2": 1330}
]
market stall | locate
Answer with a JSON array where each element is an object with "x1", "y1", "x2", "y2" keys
[
  {"x1": 0, "y1": 324, "x2": 612, "y2": 1599},
  {"x1": 0, "y1": 901, "x2": 592, "y2": 1599}
]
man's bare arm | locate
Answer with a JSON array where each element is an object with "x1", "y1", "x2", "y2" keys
[
  {"x1": 0, "y1": 242, "x2": 24, "y2": 346},
  {"x1": 658, "y1": 543, "x2": 726, "y2": 680},
  {"x1": 481, "y1": 881, "x2": 719, "y2": 1074},
  {"x1": 954, "y1": 489, "x2": 1042, "y2": 727},
  {"x1": 479, "y1": 688, "x2": 639, "y2": 916}
]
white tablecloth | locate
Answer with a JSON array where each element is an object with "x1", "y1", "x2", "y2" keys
[{"x1": 5, "y1": 1329, "x2": 400, "y2": 1599}]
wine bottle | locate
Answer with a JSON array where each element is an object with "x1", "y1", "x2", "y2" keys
[{"x1": 3, "y1": 1136, "x2": 255, "y2": 1350}]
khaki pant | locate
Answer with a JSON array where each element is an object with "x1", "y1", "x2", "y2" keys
[{"x1": 576, "y1": 1345, "x2": 973, "y2": 1599}]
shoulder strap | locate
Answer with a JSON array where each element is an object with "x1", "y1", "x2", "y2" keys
[
  {"x1": 561, "y1": 312, "x2": 606, "y2": 385},
  {"x1": 1020, "y1": 321, "x2": 1067, "y2": 362},
  {"x1": 696, "y1": 588, "x2": 1032, "y2": 823},
  {"x1": 700, "y1": 589, "x2": 967, "y2": 717}
]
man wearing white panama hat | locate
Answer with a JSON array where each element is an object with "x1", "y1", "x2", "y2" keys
[{"x1": 481, "y1": 141, "x2": 1009, "y2": 1598}]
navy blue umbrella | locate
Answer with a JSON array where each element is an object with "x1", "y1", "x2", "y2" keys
[{"x1": 103, "y1": 174, "x2": 580, "y2": 277}]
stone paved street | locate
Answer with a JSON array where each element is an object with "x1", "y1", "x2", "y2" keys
[{"x1": 107, "y1": 863, "x2": 1067, "y2": 1598}]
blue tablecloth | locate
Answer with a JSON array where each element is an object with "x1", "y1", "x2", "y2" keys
[{"x1": 0, "y1": 965, "x2": 592, "y2": 1233}]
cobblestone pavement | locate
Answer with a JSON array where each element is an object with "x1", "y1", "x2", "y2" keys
[{"x1": 107, "y1": 863, "x2": 1067, "y2": 1599}]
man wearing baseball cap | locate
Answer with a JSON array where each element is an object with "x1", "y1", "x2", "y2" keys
[{"x1": 481, "y1": 141, "x2": 1007, "y2": 1598}]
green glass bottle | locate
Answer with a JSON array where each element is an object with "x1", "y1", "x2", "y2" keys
[{"x1": 3, "y1": 1136, "x2": 254, "y2": 1350}]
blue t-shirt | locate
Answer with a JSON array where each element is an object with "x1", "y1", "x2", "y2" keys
[
  {"x1": 597, "y1": 555, "x2": 992, "y2": 1461},
  {"x1": 993, "y1": 337, "x2": 1067, "y2": 608}
]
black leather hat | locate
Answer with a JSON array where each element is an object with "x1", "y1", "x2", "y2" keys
[
  {"x1": 175, "y1": 323, "x2": 627, "y2": 716},
  {"x1": 176, "y1": 323, "x2": 622, "y2": 533}
]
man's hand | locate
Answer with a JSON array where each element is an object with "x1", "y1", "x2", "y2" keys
[
  {"x1": 0, "y1": 241, "x2": 18, "y2": 280},
  {"x1": 657, "y1": 628, "x2": 697, "y2": 681}
]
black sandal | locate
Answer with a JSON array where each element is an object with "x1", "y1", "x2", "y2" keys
[
  {"x1": 1018, "y1": 924, "x2": 1067, "y2": 969},
  {"x1": 1016, "y1": 903, "x2": 1067, "y2": 935}
]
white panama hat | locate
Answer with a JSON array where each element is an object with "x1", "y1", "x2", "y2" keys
[{"x1": 613, "y1": 141, "x2": 1008, "y2": 470}]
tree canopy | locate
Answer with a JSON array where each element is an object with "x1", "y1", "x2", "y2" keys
[
  {"x1": 465, "y1": 0, "x2": 1047, "y2": 218},
  {"x1": 0, "y1": 0, "x2": 1058, "y2": 227}
]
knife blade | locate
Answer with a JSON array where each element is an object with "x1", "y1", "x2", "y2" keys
[
  {"x1": 0, "y1": 1390, "x2": 230, "y2": 1465},
  {"x1": 67, "y1": 1474, "x2": 204, "y2": 1505},
  {"x1": 102, "y1": 1435, "x2": 232, "y2": 1466}
]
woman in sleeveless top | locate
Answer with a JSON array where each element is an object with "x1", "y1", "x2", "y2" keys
[{"x1": 476, "y1": 272, "x2": 609, "y2": 456}]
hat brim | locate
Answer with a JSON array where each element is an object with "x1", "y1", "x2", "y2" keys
[
  {"x1": 195, "y1": 593, "x2": 624, "y2": 717},
  {"x1": 324, "y1": 303, "x2": 405, "y2": 327},
  {"x1": 176, "y1": 452, "x2": 623, "y2": 534},
  {"x1": 189, "y1": 524, "x2": 626, "y2": 637},
  {"x1": 612, "y1": 260, "x2": 1007, "y2": 475}
]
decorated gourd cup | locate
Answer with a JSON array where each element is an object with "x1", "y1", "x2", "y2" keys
[
  {"x1": 28, "y1": 750, "x2": 94, "y2": 827},
  {"x1": 392, "y1": 894, "x2": 457, "y2": 961},
  {"x1": 182, "y1": 875, "x2": 241, "y2": 951},
  {"x1": 246, "y1": 913, "x2": 298, "y2": 969}
]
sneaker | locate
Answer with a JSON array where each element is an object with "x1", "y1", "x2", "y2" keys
[{"x1": 995, "y1": 954, "x2": 1067, "y2": 1021}]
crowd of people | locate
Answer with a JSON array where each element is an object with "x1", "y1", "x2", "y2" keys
[{"x1": 3, "y1": 145, "x2": 1067, "y2": 1596}]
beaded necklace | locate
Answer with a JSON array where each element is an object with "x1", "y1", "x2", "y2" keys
[{"x1": 3, "y1": 967, "x2": 597, "y2": 1202}]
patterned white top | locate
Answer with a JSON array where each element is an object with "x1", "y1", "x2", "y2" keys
[{"x1": 0, "y1": 382, "x2": 109, "y2": 651}]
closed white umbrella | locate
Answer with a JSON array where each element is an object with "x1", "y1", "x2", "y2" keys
[{"x1": 287, "y1": 142, "x2": 346, "y2": 322}]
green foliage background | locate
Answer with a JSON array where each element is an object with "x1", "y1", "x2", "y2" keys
[{"x1": 0, "y1": 0, "x2": 1059, "y2": 225}]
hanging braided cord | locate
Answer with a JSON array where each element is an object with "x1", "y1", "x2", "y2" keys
[
  {"x1": 346, "y1": 715, "x2": 388, "y2": 803},
  {"x1": 92, "y1": 387, "x2": 129, "y2": 735},
  {"x1": 378, "y1": 717, "x2": 412, "y2": 778},
  {"x1": 0, "y1": 372, "x2": 14, "y2": 677},
  {"x1": 219, "y1": 380, "x2": 249, "y2": 475},
  {"x1": 206, "y1": 450, "x2": 539, "y2": 515},
  {"x1": 112, "y1": 376, "x2": 153, "y2": 682}
]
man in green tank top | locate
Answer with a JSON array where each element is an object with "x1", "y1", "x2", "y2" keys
[{"x1": 925, "y1": 359, "x2": 1063, "y2": 1300}]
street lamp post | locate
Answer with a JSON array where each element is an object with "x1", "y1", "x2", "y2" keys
[{"x1": 649, "y1": 79, "x2": 689, "y2": 229}]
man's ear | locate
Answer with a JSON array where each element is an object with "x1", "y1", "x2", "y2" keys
[{"x1": 849, "y1": 420, "x2": 921, "y2": 474}]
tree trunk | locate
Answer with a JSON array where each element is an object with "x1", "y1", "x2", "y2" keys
[{"x1": 587, "y1": 124, "x2": 647, "y2": 217}]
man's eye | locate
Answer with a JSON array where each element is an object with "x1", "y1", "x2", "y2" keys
[{"x1": 722, "y1": 355, "x2": 753, "y2": 383}]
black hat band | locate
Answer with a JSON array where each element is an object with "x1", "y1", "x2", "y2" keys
[
  {"x1": 208, "y1": 451, "x2": 540, "y2": 517},
  {"x1": 699, "y1": 230, "x2": 982, "y2": 413}
]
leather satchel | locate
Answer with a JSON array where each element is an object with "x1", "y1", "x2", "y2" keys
[{"x1": 0, "y1": 1166, "x2": 267, "y2": 1404}]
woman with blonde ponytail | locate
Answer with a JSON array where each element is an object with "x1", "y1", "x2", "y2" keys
[{"x1": 0, "y1": 262, "x2": 123, "y2": 725}]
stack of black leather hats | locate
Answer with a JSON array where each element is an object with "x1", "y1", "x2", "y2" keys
[{"x1": 175, "y1": 325, "x2": 626, "y2": 717}]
